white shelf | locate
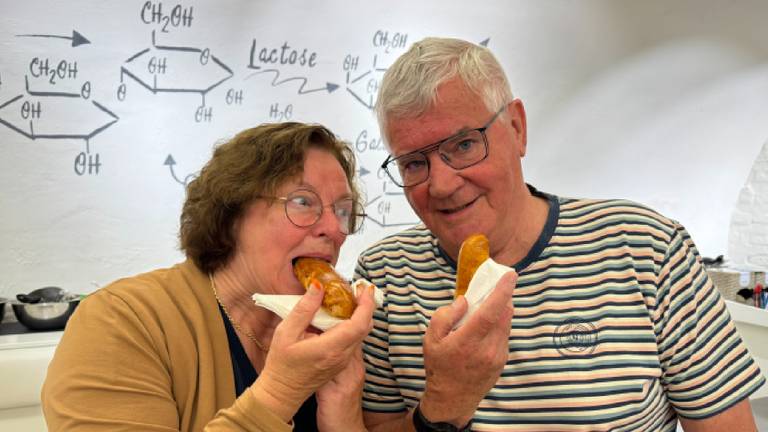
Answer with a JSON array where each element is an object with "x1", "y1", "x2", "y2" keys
[{"x1": 726, "y1": 300, "x2": 768, "y2": 328}]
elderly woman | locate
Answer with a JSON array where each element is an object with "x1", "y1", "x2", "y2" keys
[{"x1": 42, "y1": 122, "x2": 375, "y2": 431}]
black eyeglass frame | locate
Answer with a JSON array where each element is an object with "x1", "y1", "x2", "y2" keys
[
  {"x1": 256, "y1": 188, "x2": 367, "y2": 235},
  {"x1": 380, "y1": 106, "x2": 507, "y2": 188}
]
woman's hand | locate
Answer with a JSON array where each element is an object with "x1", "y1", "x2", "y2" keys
[
  {"x1": 248, "y1": 282, "x2": 376, "y2": 423},
  {"x1": 316, "y1": 283, "x2": 376, "y2": 431},
  {"x1": 316, "y1": 345, "x2": 367, "y2": 431}
]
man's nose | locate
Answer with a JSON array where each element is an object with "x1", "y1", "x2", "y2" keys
[{"x1": 426, "y1": 152, "x2": 463, "y2": 197}]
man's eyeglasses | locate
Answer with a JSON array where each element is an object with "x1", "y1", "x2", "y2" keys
[
  {"x1": 380, "y1": 106, "x2": 506, "y2": 188},
  {"x1": 258, "y1": 188, "x2": 365, "y2": 235}
]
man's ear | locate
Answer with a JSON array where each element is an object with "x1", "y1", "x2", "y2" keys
[{"x1": 507, "y1": 99, "x2": 527, "y2": 157}]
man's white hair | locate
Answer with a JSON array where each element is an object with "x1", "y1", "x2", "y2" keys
[{"x1": 375, "y1": 37, "x2": 514, "y2": 144}]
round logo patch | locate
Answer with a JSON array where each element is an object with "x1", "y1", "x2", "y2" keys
[{"x1": 553, "y1": 320, "x2": 599, "y2": 356}]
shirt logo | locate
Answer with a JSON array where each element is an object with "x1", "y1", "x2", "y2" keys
[{"x1": 553, "y1": 320, "x2": 599, "y2": 356}]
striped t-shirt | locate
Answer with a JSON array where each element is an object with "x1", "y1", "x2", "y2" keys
[{"x1": 355, "y1": 190, "x2": 764, "y2": 431}]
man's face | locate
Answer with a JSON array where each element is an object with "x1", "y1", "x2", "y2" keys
[{"x1": 385, "y1": 78, "x2": 528, "y2": 259}]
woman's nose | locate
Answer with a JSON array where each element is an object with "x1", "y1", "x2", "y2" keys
[{"x1": 312, "y1": 204, "x2": 345, "y2": 237}]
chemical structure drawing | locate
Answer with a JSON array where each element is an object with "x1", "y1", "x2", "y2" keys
[
  {"x1": 349, "y1": 126, "x2": 416, "y2": 228},
  {"x1": 0, "y1": 29, "x2": 117, "y2": 176},
  {"x1": 362, "y1": 170, "x2": 419, "y2": 229},
  {"x1": 1, "y1": 29, "x2": 116, "y2": 145},
  {"x1": 0, "y1": 76, "x2": 118, "y2": 144},
  {"x1": 341, "y1": 30, "x2": 410, "y2": 110},
  {"x1": 343, "y1": 53, "x2": 387, "y2": 110},
  {"x1": 119, "y1": 30, "x2": 235, "y2": 122}
]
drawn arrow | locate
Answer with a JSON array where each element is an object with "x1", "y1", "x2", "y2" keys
[
  {"x1": 479, "y1": 38, "x2": 490, "y2": 47},
  {"x1": 164, "y1": 155, "x2": 184, "y2": 185},
  {"x1": 358, "y1": 166, "x2": 370, "y2": 177},
  {"x1": 16, "y1": 30, "x2": 91, "y2": 47},
  {"x1": 302, "y1": 82, "x2": 339, "y2": 94},
  {"x1": 164, "y1": 154, "x2": 198, "y2": 186},
  {"x1": 164, "y1": 154, "x2": 186, "y2": 186},
  {"x1": 245, "y1": 69, "x2": 339, "y2": 94}
]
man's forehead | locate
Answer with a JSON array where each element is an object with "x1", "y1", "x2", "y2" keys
[
  {"x1": 386, "y1": 107, "x2": 487, "y2": 155},
  {"x1": 383, "y1": 77, "x2": 490, "y2": 151}
]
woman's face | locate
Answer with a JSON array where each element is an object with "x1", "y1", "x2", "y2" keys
[{"x1": 231, "y1": 147, "x2": 352, "y2": 295}]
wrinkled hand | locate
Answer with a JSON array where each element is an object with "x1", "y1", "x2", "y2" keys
[
  {"x1": 420, "y1": 270, "x2": 517, "y2": 427},
  {"x1": 250, "y1": 283, "x2": 375, "y2": 422},
  {"x1": 316, "y1": 345, "x2": 366, "y2": 432}
]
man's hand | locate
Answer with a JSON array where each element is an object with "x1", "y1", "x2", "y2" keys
[{"x1": 419, "y1": 270, "x2": 517, "y2": 427}]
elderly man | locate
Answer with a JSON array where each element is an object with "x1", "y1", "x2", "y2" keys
[{"x1": 355, "y1": 37, "x2": 764, "y2": 432}]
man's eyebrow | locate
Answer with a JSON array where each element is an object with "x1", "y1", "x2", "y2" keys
[
  {"x1": 450, "y1": 126, "x2": 474, "y2": 135},
  {"x1": 400, "y1": 127, "x2": 475, "y2": 156},
  {"x1": 392, "y1": 121, "x2": 479, "y2": 159}
]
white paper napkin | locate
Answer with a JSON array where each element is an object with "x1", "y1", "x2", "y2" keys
[
  {"x1": 455, "y1": 258, "x2": 515, "y2": 328},
  {"x1": 251, "y1": 279, "x2": 384, "y2": 331}
]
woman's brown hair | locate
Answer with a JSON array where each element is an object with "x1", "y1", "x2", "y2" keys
[{"x1": 179, "y1": 122, "x2": 360, "y2": 274}]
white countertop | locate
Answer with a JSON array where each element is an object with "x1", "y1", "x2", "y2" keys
[
  {"x1": 0, "y1": 329, "x2": 63, "y2": 351},
  {"x1": 726, "y1": 300, "x2": 768, "y2": 327}
]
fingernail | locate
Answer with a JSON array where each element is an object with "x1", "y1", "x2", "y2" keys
[{"x1": 308, "y1": 279, "x2": 322, "y2": 295}]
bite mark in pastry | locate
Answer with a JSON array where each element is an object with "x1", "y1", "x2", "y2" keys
[{"x1": 293, "y1": 257, "x2": 356, "y2": 319}]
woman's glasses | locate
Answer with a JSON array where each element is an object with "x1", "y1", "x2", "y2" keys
[{"x1": 259, "y1": 188, "x2": 365, "y2": 234}]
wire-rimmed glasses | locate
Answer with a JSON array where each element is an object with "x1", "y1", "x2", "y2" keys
[
  {"x1": 259, "y1": 188, "x2": 365, "y2": 234},
  {"x1": 381, "y1": 106, "x2": 506, "y2": 187}
]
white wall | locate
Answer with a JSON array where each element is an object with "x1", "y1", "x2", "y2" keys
[
  {"x1": 1, "y1": 0, "x2": 767, "y2": 300},
  {"x1": 731, "y1": 140, "x2": 768, "y2": 270}
]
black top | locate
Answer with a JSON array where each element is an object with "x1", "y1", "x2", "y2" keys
[{"x1": 219, "y1": 305, "x2": 319, "y2": 431}]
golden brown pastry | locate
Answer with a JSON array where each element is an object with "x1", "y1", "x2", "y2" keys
[
  {"x1": 455, "y1": 233, "x2": 490, "y2": 298},
  {"x1": 293, "y1": 257, "x2": 356, "y2": 319}
]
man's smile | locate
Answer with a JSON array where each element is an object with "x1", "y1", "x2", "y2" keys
[{"x1": 438, "y1": 197, "x2": 479, "y2": 214}]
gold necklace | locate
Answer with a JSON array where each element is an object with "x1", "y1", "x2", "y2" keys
[{"x1": 209, "y1": 273, "x2": 268, "y2": 352}]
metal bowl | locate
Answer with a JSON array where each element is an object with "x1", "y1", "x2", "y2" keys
[{"x1": 12, "y1": 300, "x2": 80, "y2": 331}]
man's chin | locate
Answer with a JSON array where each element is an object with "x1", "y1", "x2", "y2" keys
[
  {"x1": 436, "y1": 224, "x2": 488, "y2": 252},
  {"x1": 431, "y1": 227, "x2": 463, "y2": 256}
]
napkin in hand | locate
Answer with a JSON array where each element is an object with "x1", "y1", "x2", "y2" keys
[
  {"x1": 251, "y1": 279, "x2": 384, "y2": 331},
  {"x1": 455, "y1": 258, "x2": 515, "y2": 328}
]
